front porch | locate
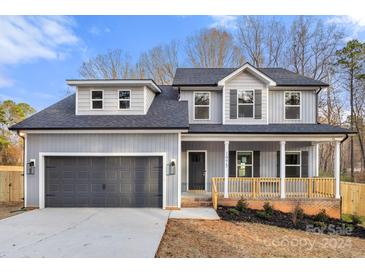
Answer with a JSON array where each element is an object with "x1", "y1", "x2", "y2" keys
[{"x1": 180, "y1": 134, "x2": 343, "y2": 217}]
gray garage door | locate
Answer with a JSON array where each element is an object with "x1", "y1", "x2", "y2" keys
[{"x1": 45, "y1": 156, "x2": 163, "y2": 207}]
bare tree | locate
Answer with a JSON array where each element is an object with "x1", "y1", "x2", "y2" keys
[
  {"x1": 353, "y1": 78, "x2": 365, "y2": 170},
  {"x1": 236, "y1": 16, "x2": 266, "y2": 67},
  {"x1": 80, "y1": 49, "x2": 134, "y2": 79},
  {"x1": 318, "y1": 69, "x2": 345, "y2": 174},
  {"x1": 288, "y1": 16, "x2": 344, "y2": 80},
  {"x1": 138, "y1": 41, "x2": 179, "y2": 84},
  {"x1": 185, "y1": 28, "x2": 243, "y2": 68},
  {"x1": 265, "y1": 17, "x2": 287, "y2": 67}
]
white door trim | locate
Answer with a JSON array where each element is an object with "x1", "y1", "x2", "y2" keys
[
  {"x1": 186, "y1": 150, "x2": 208, "y2": 191},
  {"x1": 38, "y1": 152, "x2": 167, "y2": 209}
]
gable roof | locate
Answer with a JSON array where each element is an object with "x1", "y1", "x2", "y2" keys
[
  {"x1": 173, "y1": 67, "x2": 329, "y2": 87},
  {"x1": 217, "y1": 63, "x2": 276, "y2": 86},
  {"x1": 10, "y1": 86, "x2": 188, "y2": 130}
]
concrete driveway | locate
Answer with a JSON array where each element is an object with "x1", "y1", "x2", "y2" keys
[{"x1": 0, "y1": 208, "x2": 169, "y2": 258}]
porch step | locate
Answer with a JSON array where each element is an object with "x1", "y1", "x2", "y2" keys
[{"x1": 181, "y1": 195, "x2": 213, "y2": 208}]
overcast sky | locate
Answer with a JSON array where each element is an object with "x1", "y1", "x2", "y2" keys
[{"x1": 0, "y1": 15, "x2": 365, "y2": 111}]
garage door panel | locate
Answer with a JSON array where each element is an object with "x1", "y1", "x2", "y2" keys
[{"x1": 45, "y1": 156, "x2": 163, "y2": 207}]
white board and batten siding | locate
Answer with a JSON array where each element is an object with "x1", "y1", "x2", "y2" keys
[
  {"x1": 269, "y1": 90, "x2": 316, "y2": 123},
  {"x1": 25, "y1": 133, "x2": 179, "y2": 208},
  {"x1": 77, "y1": 85, "x2": 155, "y2": 115},
  {"x1": 224, "y1": 71, "x2": 268, "y2": 124},
  {"x1": 179, "y1": 90, "x2": 222, "y2": 124}
]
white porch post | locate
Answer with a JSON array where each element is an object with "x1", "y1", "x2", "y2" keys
[
  {"x1": 334, "y1": 140, "x2": 341, "y2": 199},
  {"x1": 315, "y1": 143, "x2": 320, "y2": 177},
  {"x1": 280, "y1": 141, "x2": 286, "y2": 198},
  {"x1": 224, "y1": 140, "x2": 229, "y2": 198}
]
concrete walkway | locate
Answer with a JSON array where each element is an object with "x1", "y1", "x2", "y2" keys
[
  {"x1": 169, "y1": 208, "x2": 220, "y2": 220},
  {"x1": 0, "y1": 208, "x2": 169, "y2": 258}
]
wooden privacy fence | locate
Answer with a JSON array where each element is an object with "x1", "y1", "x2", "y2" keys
[
  {"x1": 341, "y1": 182, "x2": 365, "y2": 217},
  {"x1": 0, "y1": 165, "x2": 24, "y2": 203}
]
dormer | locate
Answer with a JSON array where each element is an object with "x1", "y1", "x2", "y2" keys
[
  {"x1": 218, "y1": 63, "x2": 276, "y2": 125},
  {"x1": 66, "y1": 79, "x2": 161, "y2": 115}
]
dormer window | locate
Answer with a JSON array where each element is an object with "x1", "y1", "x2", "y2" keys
[
  {"x1": 238, "y1": 90, "x2": 254, "y2": 118},
  {"x1": 119, "y1": 90, "x2": 131, "y2": 109},
  {"x1": 285, "y1": 91, "x2": 301, "y2": 120},
  {"x1": 193, "y1": 92, "x2": 210, "y2": 120},
  {"x1": 91, "y1": 90, "x2": 103, "y2": 109}
]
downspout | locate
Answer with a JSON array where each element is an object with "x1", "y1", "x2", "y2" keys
[
  {"x1": 315, "y1": 87, "x2": 322, "y2": 124},
  {"x1": 341, "y1": 134, "x2": 349, "y2": 144}
]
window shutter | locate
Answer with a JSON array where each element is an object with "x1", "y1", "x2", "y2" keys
[
  {"x1": 301, "y1": 151, "x2": 309, "y2": 177},
  {"x1": 276, "y1": 151, "x2": 280, "y2": 178},
  {"x1": 230, "y1": 89, "x2": 237, "y2": 119},
  {"x1": 253, "y1": 151, "x2": 260, "y2": 177},
  {"x1": 254, "y1": 89, "x2": 262, "y2": 119},
  {"x1": 229, "y1": 151, "x2": 236, "y2": 177}
]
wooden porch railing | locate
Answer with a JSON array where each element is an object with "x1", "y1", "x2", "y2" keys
[{"x1": 211, "y1": 177, "x2": 335, "y2": 209}]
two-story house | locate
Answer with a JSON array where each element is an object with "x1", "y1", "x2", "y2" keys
[{"x1": 11, "y1": 63, "x2": 354, "y2": 218}]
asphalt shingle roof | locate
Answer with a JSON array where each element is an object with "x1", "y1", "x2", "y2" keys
[
  {"x1": 172, "y1": 67, "x2": 329, "y2": 87},
  {"x1": 10, "y1": 86, "x2": 189, "y2": 130},
  {"x1": 188, "y1": 124, "x2": 353, "y2": 134}
]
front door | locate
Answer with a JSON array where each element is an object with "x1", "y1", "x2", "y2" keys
[{"x1": 188, "y1": 152, "x2": 206, "y2": 190}]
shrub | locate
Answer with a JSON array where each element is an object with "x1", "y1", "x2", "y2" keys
[
  {"x1": 351, "y1": 215, "x2": 362, "y2": 226},
  {"x1": 256, "y1": 211, "x2": 271, "y2": 220},
  {"x1": 263, "y1": 202, "x2": 274, "y2": 216},
  {"x1": 292, "y1": 204, "x2": 304, "y2": 226},
  {"x1": 314, "y1": 209, "x2": 329, "y2": 223},
  {"x1": 313, "y1": 221, "x2": 327, "y2": 229},
  {"x1": 236, "y1": 197, "x2": 248, "y2": 212},
  {"x1": 227, "y1": 208, "x2": 240, "y2": 216}
]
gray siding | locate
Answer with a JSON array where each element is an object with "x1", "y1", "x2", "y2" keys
[
  {"x1": 26, "y1": 133, "x2": 179, "y2": 207},
  {"x1": 77, "y1": 86, "x2": 147, "y2": 115},
  {"x1": 145, "y1": 86, "x2": 155, "y2": 113},
  {"x1": 182, "y1": 141, "x2": 316, "y2": 191},
  {"x1": 179, "y1": 90, "x2": 222, "y2": 124},
  {"x1": 181, "y1": 141, "x2": 224, "y2": 191},
  {"x1": 224, "y1": 71, "x2": 268, "y2": 124},
  {"x1": 269, "y1": 90, "x2": 316, "y2": 123}
]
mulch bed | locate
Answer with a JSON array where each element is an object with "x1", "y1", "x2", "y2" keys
[{"x1": 217, "y1": 206, "x2": 365, "y2": 239}]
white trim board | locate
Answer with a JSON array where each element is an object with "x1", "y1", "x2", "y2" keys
[
  {"x1": 186, "y1": 150, "x2": 208, "y2": 191},
  {"x1": 235, "y1": 151, "x2": 254, "y2": 178},
  {"x1": 218, "y1": 63, "x2": 276, "y2": 86},
  {"x1": 23, "y1": 133, "x2": 28, "y2": 207},
  {"x1": 38, "y1": 152, "x2": 167, "y2": 209},
  {"x1": 193, "y1": 91, "x2": 211, "y2": 121},
  {"x1": 181, "y1": 134, "x2": 347, "y2": 142},
  {"x1": 67, "y1": 79, "x2": 162, "y2": 93}
]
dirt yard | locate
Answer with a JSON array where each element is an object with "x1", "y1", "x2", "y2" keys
[
  {"x1": 156, "y1": 219, "x2": 365, "y2": 258},
  {"x1": 0, "y1": 202, "x2": 24, "y2": 220}
]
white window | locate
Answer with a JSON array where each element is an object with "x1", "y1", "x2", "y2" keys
[
  {"x1": 91, "y1": 90, "x2": 103, "y2": 109},
  {"x1": 285, "y1": 91, "x2": 301, "y2": 120},
  {"x1": 119, "y1": 90, "x2": 131, "y2": 109},
  {"x1": 194, "y1": 92, "x2": 210, "y2": 120},
  {"x1": 238, "y1": 90, "x2": 254, "y2": 118},
  {"x1": 285, "y1": 151, "x2": 301, "y2": 177},
  {"x1": 236, "y1": 151, "x2": 253, "y2": 177}
]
